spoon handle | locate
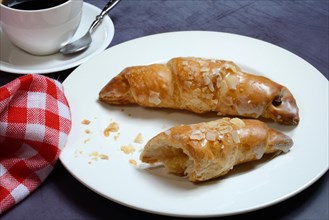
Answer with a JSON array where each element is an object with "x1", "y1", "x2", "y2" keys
[{"x1": 88, "y1": 0, "x2": 121, "y2": 33}]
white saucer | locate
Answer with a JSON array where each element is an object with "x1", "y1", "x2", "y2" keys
[{"x1": 0, "y1": 2, "x2": 115, "y2": 74}]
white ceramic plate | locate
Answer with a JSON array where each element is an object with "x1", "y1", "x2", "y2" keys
[
  {"x1": 0, "y1": 3, "x2": 114, "y2": 74},
  {"x1": 60, "y1": 31, "x2": 328, "y2": 217}
]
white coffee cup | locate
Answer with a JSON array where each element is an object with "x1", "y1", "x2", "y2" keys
[{"x1": 0, "y1": 0, "x2": 83, "y2": 56}]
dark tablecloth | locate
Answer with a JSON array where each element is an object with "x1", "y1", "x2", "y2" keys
[{"x1": 1, "y1": 0, "x2": 328, "y2": 219}]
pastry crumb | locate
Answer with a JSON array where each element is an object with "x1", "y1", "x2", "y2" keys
[
  {"x1": 85, "y1": 129, "x2": 92, "y2": 134},
  {"x1": 114, "y1": 132, "x2": 120, "y2": 141},
  {"x1": 89, "y1": 151, "x2": 109, "y2": 161},
  {"x1": 84, "y1": 138, "x2": 90, "y2": 144},
  {"x1": 81, "y1": 119, "x2": 91, "y2": 125},
  {"x1": 129, "y1": 159, "x2": 137, "y2": 166},
  {"x1": 90, "y1": 152, "x2": 99, "y2": 157},
  {"x1": 104, "y1": 122, "x2": 119, "y2": 137},
  {"x1": 120, "y1": 144, "x2": 135, "y2": 154},
  {"x1": 99, "y1": 154, "x2": 109, "y2": 160},
  {"x1": 134, "y1": 133, "x2": 143, "y2": 144}
]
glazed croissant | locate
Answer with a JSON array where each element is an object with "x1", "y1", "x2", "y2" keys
[
  {"x1": 140, "y1": 117, "x2": 293, "y2": 182},
  {"x1": 99, "y1": 57, "x2": 299, "y2": 125}
]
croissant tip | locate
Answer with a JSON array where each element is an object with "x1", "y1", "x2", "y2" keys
[
  {"x1": 267, "y1": 129, "x2": 294, "y2": 153},
  {"x1": 283, "y1": 115, "x2": 299, "y2": 126},
  {"x1": 292, "y1": 117, "x2": 299, "y2": 126}
]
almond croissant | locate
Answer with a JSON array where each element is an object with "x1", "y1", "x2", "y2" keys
[
  {"x1": 140, "y1": 118, "x2": 293, "y2": 182},
  {"x1": 99, "y1": 57, "x2": 299, "y2": 125}
]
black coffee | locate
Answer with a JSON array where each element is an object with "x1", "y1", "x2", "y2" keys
[{"x1": 2, "y1": 0, "x2": 68, "y2": 10}]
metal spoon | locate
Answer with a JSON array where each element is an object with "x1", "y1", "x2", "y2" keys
[{"x1": 60, "y1": 0, "x2": 121, "y2": 55}]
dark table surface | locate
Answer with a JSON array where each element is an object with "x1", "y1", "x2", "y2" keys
[{"x1": 1, "y1": 0, "x2": 328, "y2": 219}]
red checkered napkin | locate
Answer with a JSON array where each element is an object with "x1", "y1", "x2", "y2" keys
[{"x1": 0, "y1": 74, "x2": 71, "y2": 214}]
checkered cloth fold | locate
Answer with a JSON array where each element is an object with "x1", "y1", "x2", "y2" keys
[{"x1": 0, "y1": 74, "x2": 71, "y2": 214}]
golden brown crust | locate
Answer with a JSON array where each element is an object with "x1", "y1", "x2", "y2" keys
[
  {"x1": 99, "y1": 57, "x2": 299, "y2": 125},
  {"x1": 140, "y1": 118, "x2": 293, "y2": 182}
]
